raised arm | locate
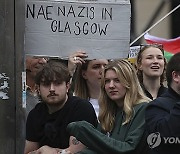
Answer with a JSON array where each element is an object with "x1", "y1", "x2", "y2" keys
[{"x1": 68, "y1": 51, "x2": 87, "y2": 76}]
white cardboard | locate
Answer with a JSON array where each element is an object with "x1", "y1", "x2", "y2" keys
[{"x1": 25, "y1": 0, "x2": 131, "y2": 59}]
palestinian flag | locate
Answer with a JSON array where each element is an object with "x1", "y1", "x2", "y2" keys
[{"x1": 144, "y1": 33, "x2": 180, "y2": 61}]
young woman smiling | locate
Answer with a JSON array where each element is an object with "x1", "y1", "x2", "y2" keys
[{"x1": 136, "y1": 44, "x2": 167, "y2": 100}]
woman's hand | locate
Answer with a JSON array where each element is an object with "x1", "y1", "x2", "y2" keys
[
  {"x1": 68, "y1": 51, "x2": 88, "y2": 76},
  {"x1": 68, "y1": 136, "x2": 85, "y2": 153}
]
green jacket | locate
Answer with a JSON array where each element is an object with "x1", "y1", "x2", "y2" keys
[{"x1": 67, "y1": 102, "x2": 148, "y2": 154}]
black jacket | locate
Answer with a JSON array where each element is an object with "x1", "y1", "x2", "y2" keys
[{"x1": 145, "y1": 87, "x2": 180, "y2": 154}]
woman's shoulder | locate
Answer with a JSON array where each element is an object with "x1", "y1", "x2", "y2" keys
[{"x1": 133, "y1": 102, "x2": 148, "y2": 112}]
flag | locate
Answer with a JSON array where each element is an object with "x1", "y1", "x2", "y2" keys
[{"x1": 144, "y1": 33, "x2": 180, "y2": 61}]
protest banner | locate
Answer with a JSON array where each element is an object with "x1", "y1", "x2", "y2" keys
[{"x1": 25, "y1": 0, "x2": 131, "y2": 59}]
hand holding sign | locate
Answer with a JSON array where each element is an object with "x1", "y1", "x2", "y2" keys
[{"x1": 68, "y1": 51, "x2": 88, "y2": 75}]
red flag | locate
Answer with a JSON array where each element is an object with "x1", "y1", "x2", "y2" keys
[{"x1": 144, "y1": 33, "x2": 180, "y2": 54}]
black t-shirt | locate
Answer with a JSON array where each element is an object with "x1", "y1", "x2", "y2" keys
[{"x1": 26, "y1": 96, "x2": 98, "y2": 149}]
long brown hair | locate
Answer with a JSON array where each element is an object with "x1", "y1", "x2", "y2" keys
[{"x1": 74, "y1": 61, "x2": 90, "y2": 99}]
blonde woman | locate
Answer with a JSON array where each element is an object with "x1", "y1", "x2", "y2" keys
[
  {"x1": 67, "y1": 59, "x2": 150, "y2": 154},
  {"x1": 136, "y1": 44, "x2": 167, "y2": 100}
]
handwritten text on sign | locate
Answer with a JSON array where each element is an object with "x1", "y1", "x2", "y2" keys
[{"x1": 25, "y1": 0, "x2": 131, "y2": 59}]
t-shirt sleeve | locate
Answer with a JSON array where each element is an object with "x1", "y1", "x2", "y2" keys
[
  {"x1": 26, "y1": 111, "x2": 34, "y2": 141},
  {"x1": 26, "y1": 109, "x2": 41, "y2": 142}
]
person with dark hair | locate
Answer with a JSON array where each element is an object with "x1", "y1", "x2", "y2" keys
[
  {"x1": 145, "y1": 52, "x2": 180, "y2": 154},
  {"x1": 67, "y1": 59, "x2": 150, "y2": 154},
  {"x1": 24, "y1": 60, "x2": 97, "y2": 154},
  {"x1": 136, "y1": 44, "x2": 167, "y2": 100}
]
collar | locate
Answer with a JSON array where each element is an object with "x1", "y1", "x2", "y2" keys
[
  {"x1": 26, "y1": 84, "x2": 38, "y2": 96},
  {"x1": 167, "y1": 87, "x2": 180, "y2": 100},
  {"x1": 141, "y1": 84, "x2": 167, "y2": 100}
]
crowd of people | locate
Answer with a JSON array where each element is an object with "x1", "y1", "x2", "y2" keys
[{"x1": 24, "y1": 46, "x2": 180, "y2": 154}]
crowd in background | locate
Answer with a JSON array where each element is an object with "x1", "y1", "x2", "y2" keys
[{"x1": 24, "y1": 45, "x2": 180, "y2": 154}]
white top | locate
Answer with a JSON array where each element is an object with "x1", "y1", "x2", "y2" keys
[{"x1": 89, "y1": 98, "x2": 99, "y2": 118}]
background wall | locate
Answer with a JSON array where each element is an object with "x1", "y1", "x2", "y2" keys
[
  {"x1": 131, "y1": 0, "x2": 179, "y2": 45},
  {"x1": 0, "y1": 0, "x2": 25, "y2": 153}
]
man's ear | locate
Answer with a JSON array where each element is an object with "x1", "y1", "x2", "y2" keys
[
  {"x1": 172, "y1": 71, "x2": 180, "y2": 83},
  {"x1": 82, "y1": 70, "x2": 87, "y2": 79},
  {"x1": 66, "y1": 82, "x2": 70, "y2": 92}
]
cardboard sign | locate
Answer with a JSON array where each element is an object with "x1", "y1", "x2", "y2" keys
[{"x1": 25, "y1": 0, "x2": 131, "y2": 59}]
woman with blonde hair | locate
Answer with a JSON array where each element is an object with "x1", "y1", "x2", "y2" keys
[
  {"x1": 67, "y1": 59, "x2": 150, "y2": 154},
  {"x1": 136, "y1": 44, "x2": 167, "y2": 100}
]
